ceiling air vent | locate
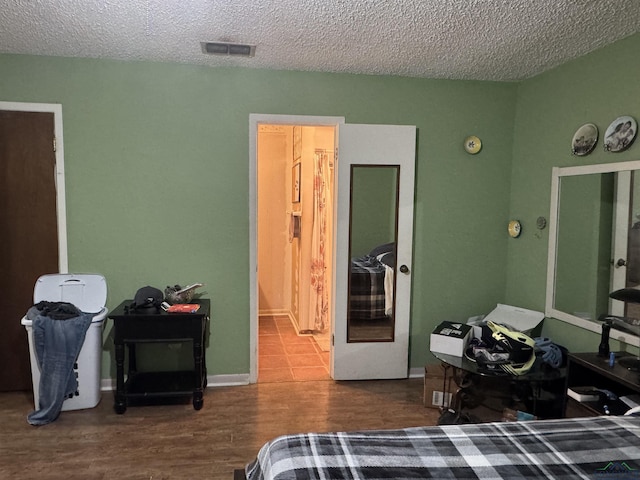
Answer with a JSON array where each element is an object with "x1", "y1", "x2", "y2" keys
[{"x1": 201, "y1": 42, "x2": 256, "y2": 57}]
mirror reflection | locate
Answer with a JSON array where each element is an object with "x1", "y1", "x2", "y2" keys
[
  {"x1": 554, "y1": 173, "x2": 614, "y2": 320},
  {"x1": 550, "y1": 163, "x2": 640, "y2": 341},
  {"x1": 347, "y1": 165, "x2": 399, "y2": 342}
]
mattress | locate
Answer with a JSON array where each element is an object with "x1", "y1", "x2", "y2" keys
[{"x1": 245, "y1": 415, "x2": 640, "y2": 480}]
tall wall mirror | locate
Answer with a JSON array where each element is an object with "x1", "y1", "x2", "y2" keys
[
  {"x1": 347, "y1": 165, "x2": 399, "y2": 342},
  {"x1": 546, "y1": 160, "x2": 640, "y2": 348}
]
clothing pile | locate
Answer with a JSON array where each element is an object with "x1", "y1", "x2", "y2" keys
[{"x1": 25, "y1": 301, "x2": 95, "y2": 426}]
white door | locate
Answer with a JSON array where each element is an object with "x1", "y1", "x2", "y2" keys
[
  {"x1": 611, "y1": 171, "x2": 632, "y2": 316},
  {"x1": 332, "y1": 123, "x2": 416, "y2": 380}
]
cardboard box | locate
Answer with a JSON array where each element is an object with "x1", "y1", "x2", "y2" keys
[
  {"x1": 423, "y1": 364, "x2": 455, "y2": 409},
  {"x1": 430, "y1": 321, "x2": 473, "y2": 357},
  {"x1": 483, "y1": 304, "x2": 544, "y2": 334},
  {"x1": 467, "y1": 304, "x2": 545, "y2": 339}
]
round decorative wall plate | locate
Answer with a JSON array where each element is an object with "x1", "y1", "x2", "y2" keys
[
  {"x1": 604, "y1": 115, "x2": 637, "y2": 152},
  {"x1": 464, "y1": 135, "x2": 482, "y2": 154},
  {"x1": 508, "y1": 220, "x2": 521, "y2": 238},
  {"x1": 536, "y1": 216, "x2": 547, "y2": 230},
  {"x1": 571, "y1": 123, "x2": 598, "y2": 156}
]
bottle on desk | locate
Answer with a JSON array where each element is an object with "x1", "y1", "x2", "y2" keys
[{"x1": 598, "y1": 322, "x2": 611, "y2": 357}]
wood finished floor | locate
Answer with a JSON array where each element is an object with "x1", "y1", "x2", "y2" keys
[{"x1": 0, "y1": 379, "x2": 440, "y2": 480}]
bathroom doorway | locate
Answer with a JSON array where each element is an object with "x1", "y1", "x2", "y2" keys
[
  {"x1": 256, "y1": 123, "x2": 336, "y2": 382},
  {"x1": 251, "y1": 115, "x2": 416, "y2": 383}
]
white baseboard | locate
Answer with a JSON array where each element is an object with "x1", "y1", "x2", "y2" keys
[
  {"x1": 101, "y1": 378, "x2": 115, "y2": 391},
  {"x1": 100, "y1": 369, "x2": 423, "y2": 391},
  {"x1": 100, "y1": 373, "x2": 251, "y2": 391},
  {"x1": 258, "y1": 308, "x2": 290, "y2": 316},
  {"x1": 207, "y1": 373, "x2": 251, "y2": 386}
]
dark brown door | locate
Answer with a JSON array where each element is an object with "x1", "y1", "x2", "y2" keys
[{"x1": 0, "y1": 110, "x2": 59, "y2": 391}]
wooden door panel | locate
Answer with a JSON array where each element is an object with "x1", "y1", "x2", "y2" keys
[
  {"x1": 332, "y1": 124, "x2": 416, "y2": 380},
  {"x1": 0, "y1": 110, "x2": 58, "y2": 391}
]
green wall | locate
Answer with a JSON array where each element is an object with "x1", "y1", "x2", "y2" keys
[
  {"x1": 7, "y1": 32, "x2": 639, "y2": 380},
  {"x1": 0, "y1": 54, "x2": 517, "y2": 378},
  {"x1": 507, "y1": 32, "x2": 640, "y2": 355}
]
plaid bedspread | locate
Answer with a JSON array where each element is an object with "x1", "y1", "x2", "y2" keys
[
  {"x1": 349, "y1": 255, "x2": 387, "y2": 320},
  {"x1": 245, "y1": 416, "x2": 640, "y2": 479}
]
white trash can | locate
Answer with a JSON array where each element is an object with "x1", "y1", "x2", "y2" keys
[{"x1": 21, "y1": 273, "x2": 108, "y2": 411}]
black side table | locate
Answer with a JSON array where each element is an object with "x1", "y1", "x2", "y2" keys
[
  {"x1": 109, "y1": 299, "x2": 210, "y2": 414},
  {"x1": 567, "y1": 352, "x2": 640, "y2": 416}
]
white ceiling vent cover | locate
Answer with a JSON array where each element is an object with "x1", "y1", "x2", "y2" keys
[{"x1": 201, "y1": 42, "x2": 256, "y2": 57}]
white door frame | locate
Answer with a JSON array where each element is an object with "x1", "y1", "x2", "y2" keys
[
  {"x1": 249, "y1": 114, "x2": 345, "y2": 383},
  {"x1": 611, "y1": 171, "x2": 632, "y2": 316},
  {"x1": 0, "y1": 101, "x2": 68, "y2": 273}
]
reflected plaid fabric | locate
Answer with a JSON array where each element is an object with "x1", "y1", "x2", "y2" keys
[{"x1": 349, "y1": 255, "x2": 387, "y2": 320}]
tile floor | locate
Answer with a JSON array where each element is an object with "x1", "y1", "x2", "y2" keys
[{"x1": 258, "y1": 315, "x2": 330, "y2": 382}]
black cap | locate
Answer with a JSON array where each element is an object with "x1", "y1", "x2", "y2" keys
[{"x1": 132, "y1": 286, "x2": 163, "y2": 310}]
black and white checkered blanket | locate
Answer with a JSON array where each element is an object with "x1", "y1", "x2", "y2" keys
[
  {"x1": 349, "y1": 255, "x2": 387, "y2": 320},
  {"x1": 245, "y1": 416, "x2": 640, "y2": 479}
]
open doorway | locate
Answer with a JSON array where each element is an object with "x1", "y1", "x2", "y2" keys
[
  {"x1": 256, "y1": 123, "x2": 335, "y2": 382},
  {"x1": 251, "y1": 116, "x2": 416, "y2": 382}
]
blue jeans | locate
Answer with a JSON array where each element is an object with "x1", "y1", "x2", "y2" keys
[{"x1": 27, "y1": 312, "x2": 93, "y2": 426}]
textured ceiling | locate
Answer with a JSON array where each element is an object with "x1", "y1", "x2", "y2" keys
[{"x1": 1, "y1": 0, "x2": 639, "y2": 81}]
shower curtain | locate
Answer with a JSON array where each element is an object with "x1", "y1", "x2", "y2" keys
[{"x1": 309, "y1": 151, "x2": 330, "y2": 332}]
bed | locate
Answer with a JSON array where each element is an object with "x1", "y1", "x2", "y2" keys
[
  {"x1": 244, "y1": 415, "x2": 640, "y2": 479},
  {"x1": 349, "y1": 243, "x2": 395, "y2": 321}
]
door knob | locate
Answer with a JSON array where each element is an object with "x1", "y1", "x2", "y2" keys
[
  {"x1": 616, "y1": 258, "x2": 628, "y2": 267},
  {"x1": 399, "y1": 265, "x2": 409, "y2": 274}
]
